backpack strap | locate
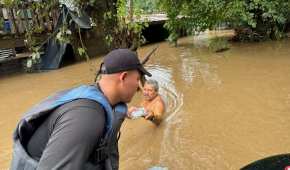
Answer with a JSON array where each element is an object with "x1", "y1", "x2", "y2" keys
[{"x1": 89, "y1": 129, "x2": 113, "y2": 164}]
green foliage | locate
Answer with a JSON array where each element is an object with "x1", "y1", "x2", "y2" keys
[
  {"x1": 101, "y1": 0, "x2": 148, "y2": 50},
  {"x1": 227, "y1": 0, "x2": 290, "y2": 41},
  {"x1": 2, "y1": 0, "x2": 18, "y2": 7},
  {"x1": 77, "y1": 47, "x2": 86, "y2": 56},
  {"x1": 134, "y1": 0, "x2": 161, "y2": 14},
  {"x1": 117, "y1": 0, "x2": 127, "y2": 17},
  {"x1": 77, "y1": 47, "x2": 88, "y2": 60},
  {"x1": 159, "y1": 0, "x2": 290, "y2": 44},
  {"x1": 25, "y1": 47, "x2": 41, "y2": 70},
  {"x1": 56, "y1": 26, "x2": 72, "y2": 44}
]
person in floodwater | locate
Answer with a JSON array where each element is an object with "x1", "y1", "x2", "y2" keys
[
  {"x1": 142, "y1": 79, "x2": 166, "y2": 124},
  {"x1": 10, "y1": 49, "x2": 152, "y2": 170},
  {"x1": 129, "y1": 79, "x2": 165, "y2": 125}
]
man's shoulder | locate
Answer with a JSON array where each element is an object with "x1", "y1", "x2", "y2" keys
[
  {"x1": 51, "y1": 99, "x2": 106, "y2": 130},
  {"x1": 53, "y1": 99, "x2": 106, "y2": 119},
  {"x1": 156, "y1": 95, "x2": 165, "y2": 105},
  {"x1": 63, "y1": 98, "x2": 104, "y2": 110}
]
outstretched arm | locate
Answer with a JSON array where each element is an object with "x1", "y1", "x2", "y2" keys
[{"x1": 152, "y1": 100, "x2": 165, "y2": 121}]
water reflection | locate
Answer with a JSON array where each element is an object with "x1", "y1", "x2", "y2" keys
[
  {"x1": 179, "y1": 46, "x2": 222, "y2": 89},
  {"x1": 180, "y1": 49, "x2": 200, "y2": 83}
]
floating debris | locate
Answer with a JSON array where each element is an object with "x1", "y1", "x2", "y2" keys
[{"x1": 130, "y1": 107, "x2": 147, "y2": 119}]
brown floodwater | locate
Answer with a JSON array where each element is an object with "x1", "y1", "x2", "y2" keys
[{"x1": 1, "y1": 31, "x2": 290, "y2": 169}]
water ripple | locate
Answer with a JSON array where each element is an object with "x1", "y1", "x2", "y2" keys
[
  {"x1": 146, "y1": 65, "x2": 184, "y2": 167},
  {"x1": 146, "y1": 65, "x2": 183, "y2": 123}
]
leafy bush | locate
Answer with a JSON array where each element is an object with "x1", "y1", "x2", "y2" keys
[{"x1": 159, "y1": 0, "x2": 290, "y2": 44}]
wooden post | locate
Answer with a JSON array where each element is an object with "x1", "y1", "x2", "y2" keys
[
  {"x1": 36, "y1": 6, "x2": 45, "y2": 33},
  {"x1": 26, "y1": 8, "x2": 34, "y2": 30},
  {"x1": 15, "y1": 6, "x2": 25, "y2": 34},
  {"x1": 2, "y1": 7, "x2": 8, "y2": 19},
  {"x1": 44, "y1": 13, "x2": 52, "y2": 32},
  {"x1": 0, "y1": 7, "x2": 3, "y2": 32},
  {"x1": 22, "y1": 5, "x2": 30, "y2": 32},
  {"x1": 0, "y1": 7, "x2": 3, "y2": 19},
  {"x1": 12, "y1": 8, "x2": 21, "y2": 35},
  {"x1": 38, "y1": 13, "x2": 45, "y2": 33},
  {"x1": 51, "y1": 9, "x2": 59, "y2": 29}
]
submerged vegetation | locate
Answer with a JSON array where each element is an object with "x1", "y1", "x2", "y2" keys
[{"x1": 208, "y1": 37, "x2": 230, "y2": 53}]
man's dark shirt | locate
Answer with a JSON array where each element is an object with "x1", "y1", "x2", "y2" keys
[{"x1": 26, "y1": 99, "x2": 106, "y2": 170}]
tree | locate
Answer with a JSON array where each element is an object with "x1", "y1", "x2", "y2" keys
[{"x1": 158, "y1": 0, "x2": 290, "y2": 44}]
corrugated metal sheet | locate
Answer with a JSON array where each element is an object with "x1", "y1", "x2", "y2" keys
[{"x1": 0, "y1": 48, "x2": 14, "y2": 61}]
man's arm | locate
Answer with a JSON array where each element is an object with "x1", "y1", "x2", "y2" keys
[
  {"x1": 152, "y1": 99, "x2": 165, "y2": 121},
  {"x1": 37, "y1": 104, "x2": 106, "y2": 170}
]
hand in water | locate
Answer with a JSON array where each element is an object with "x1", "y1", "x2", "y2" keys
[
  {"x1": 127, "y1": 106, "x2": 137, "y2": 119},
  {"x1": 144, "y1": 109, "x2": 154, "y2": 120}
]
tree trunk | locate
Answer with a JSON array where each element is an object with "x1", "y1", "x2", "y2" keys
[{"x1": 129, "y1": 0, "x2": 134, "y2": 22}]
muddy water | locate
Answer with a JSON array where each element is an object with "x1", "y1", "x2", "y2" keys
[{"x1": 1, "y1": 31, "x2": 290, "y2": 169}]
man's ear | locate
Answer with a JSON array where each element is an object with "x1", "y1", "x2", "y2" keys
[{"x1": 119, "y1": 72, "x2": 128, "y2": 81}]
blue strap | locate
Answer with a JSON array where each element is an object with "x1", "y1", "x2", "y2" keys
[{"x1": 22, "y1": 85, "x2": 127, "y2": 131}]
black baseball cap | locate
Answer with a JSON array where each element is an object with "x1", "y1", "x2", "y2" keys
[{"x1": 99, "y1": 49, "x2": 152, "y2": 77}]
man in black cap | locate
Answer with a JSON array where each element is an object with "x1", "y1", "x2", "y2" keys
[{"x1": 11, "y1": 49, "x2": 151, "y2": 170}]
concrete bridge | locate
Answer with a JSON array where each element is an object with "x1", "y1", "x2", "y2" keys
[{"x1": 140, "y1": 14, "x2": 169, "y2": 43}]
